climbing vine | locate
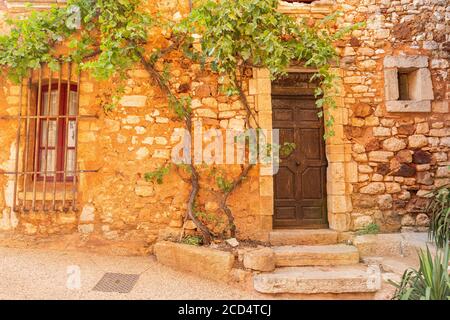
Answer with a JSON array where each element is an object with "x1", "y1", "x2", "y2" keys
[{"x1": 0, "y1": 0, "x2": 360, "y2": 245}]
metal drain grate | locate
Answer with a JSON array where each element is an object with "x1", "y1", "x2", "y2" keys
[{"x1": 93, "y1": 273, "x2": 140, "y2": 294}]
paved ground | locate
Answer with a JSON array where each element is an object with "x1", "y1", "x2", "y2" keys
[{"x1": 0, "y1": 246, "x2": 265, "y2": 300}]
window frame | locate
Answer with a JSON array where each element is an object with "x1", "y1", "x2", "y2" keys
[{"x1": 36, "y1": 83, "x2": 78, "y2": 182}]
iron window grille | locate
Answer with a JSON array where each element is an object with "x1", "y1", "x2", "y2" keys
[{"x1": 1, "y1": 63, "x2": 98, "y2": 212}]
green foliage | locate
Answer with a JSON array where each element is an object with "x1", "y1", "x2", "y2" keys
[
  {"x1": 181, "y1": 235, "x2": 203, "y2": 246},
  {"x1": 279, "y1": 142, "x2": 296, "y2": 158},
  {"x1": 181, "y1": 0, "x2": 361, "y2": 133},
  {"x1": 79, "y1": 0, "x2": 151, "y2": 79},
  {"x1": 144, "y1": 166, "x2": 170, "y2": 184},
  {"x1": 427, "y1": 185, "x2": 450, "y2": 248},
  {"x1": 216, "y1": 176, "x2": 233, "y2": 193},
  {"x1": 169, "y1": 95, "x2": 192, "y2": 119},
  {"x1": 356, "y1": 222, "x2": 380, "y2": 235},
  {"x1": 195, "y1": 210, "x2": 223, "y2": 225},
  {"x1": 177, "y1": 163, "x2": 193, "y2": 175},
  {"x1": 0, "y1": 0, "x2": 354, "y2": 129},
  {"x1": 391, "y1": 246, "x2": 450, "y2": 300},
  {"x1": 0, "y1": 4, "x2": 73, "y2": 82},
  {"x1": 208, "y1": 167, "x2": 233, "y2": 193},
  {"x1": 0, "y1": 0, "x2": 151, "y2": 82}
]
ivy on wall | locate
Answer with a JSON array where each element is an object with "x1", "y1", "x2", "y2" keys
[{"x1": 0, "y1": 0, "x2": 360, "y2": 244}]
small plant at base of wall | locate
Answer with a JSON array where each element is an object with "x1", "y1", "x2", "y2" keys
[
  {"x1": 181, "y1": 235, "x2": 203, "y2": 246},
  {"x1": 356, "y1": 222, "x2": 380, "y2": 236}
]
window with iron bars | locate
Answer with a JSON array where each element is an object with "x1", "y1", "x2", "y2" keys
[{"x1": 1, "y1": 63, "x2": 97, "y2": 212}]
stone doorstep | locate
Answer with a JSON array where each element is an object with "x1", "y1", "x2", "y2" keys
[
  {"x1": 353, "y1": 232, "x2": 433, "y2": 260},
  {"x1": 253, "y1": 265, "x2": 381, "y2": 294},
  {"x1": 269, "y1": 229, "x2": 339, "y2": 246},
  {"x1": 379, "y1": 257, "x2": 419, "y2": 275},
  {"x1": 361, "y1": 256, "x2": 420, "y2": 280},
  {"x1": 273, "y1": 244, "x2": 360, "y2": 267}
]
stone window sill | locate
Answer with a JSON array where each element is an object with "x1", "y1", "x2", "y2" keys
[
  {"x1": 278, "y1": 0, "x2": 334, "y2": 14},
  {"x1": 386, "y1": 100, "x2": 431, "y2": 113}
]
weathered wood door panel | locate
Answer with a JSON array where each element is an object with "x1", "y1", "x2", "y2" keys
[{"x1": 272, "y1": 95, "x2": 328, "y2": 229}]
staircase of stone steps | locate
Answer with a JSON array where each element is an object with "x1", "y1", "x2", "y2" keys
[{"x1": 253, "y1": 229, "x2": 382, "y2": 296}]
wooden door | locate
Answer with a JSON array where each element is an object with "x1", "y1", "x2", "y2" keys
[{"x1": 272, "y1": 95, "x2": 328, "y2": 229}]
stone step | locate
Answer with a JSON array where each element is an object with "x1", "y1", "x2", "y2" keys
[
  {"x1": 269, "y1": 229, "x2": 338, "y2": 246},
  {"x1": 254, "y1": 265, "x2": 381, "y2": 294},
  {"x1": 273, "y1": 244, "x2": 360, "y2": 267}
]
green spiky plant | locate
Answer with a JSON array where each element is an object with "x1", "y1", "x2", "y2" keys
[
  {"x1": 391, "y1": 184, "x2": 450, "y2": 300},
  {"x1": 427, "y1": 185, "x2": 450, "y2": 249},
  {"x1": 391, "y1": 245, "x2": 449, "y2": 300}
]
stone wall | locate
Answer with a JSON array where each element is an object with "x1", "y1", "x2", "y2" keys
[
  {"x1": 0, "y1": 0, "x2": 268, "y2": 251},
  {"x1": 334, "y1": 0, "x2": 450, "y2": 232},
  {"x1": 0, "y1": 0, "x2": 449, "y2": 254},
  {"x1": 278, "y1": 0, "x2": 449, "y2": 232}
]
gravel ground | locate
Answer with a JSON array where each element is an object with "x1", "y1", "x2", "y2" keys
[{"x1": 0, "y1": 246, "x2": 266, "y2": 300}]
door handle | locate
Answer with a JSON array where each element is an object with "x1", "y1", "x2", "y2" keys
[{"x1": 295, "y1": 160, "x2": 301, "y2": 166}]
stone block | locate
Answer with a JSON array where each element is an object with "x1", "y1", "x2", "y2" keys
[
  {"x1": 368, "y1": 151, "x2": 394, "y2": 162},
  {"x1": 329, "y1": 213, "x2": 350, "y2": 232},
  {"x1": 382, "y1": 137, "x2": 406, "y2": 152},
  {"x1": 154, "y1": 241, "x2": 235, "y2": 282},
  {"x1": 243, "y1": 248, "x2": 275, "y2": 272},
  {"x1": 80, "y1": 204, "x2": 95, "y2": 222},
  {"x1": 78, "y1": 224, "x2": 94, "y2": 234},
  {"x1": 378, "y1": 195, "x2": 393, "y2": 210},
  {"x1": 136, "y1": 147, "x2": 149, "y2": 160},
  {"x1": 329, "y1": 195, "x2": 351, "y2": 213},
  {"x1": 393, "y1": 164, "x2": 416, "y2": 177},
  {"x1": 196, "y1": 108, "x2": 217, "y2": 119},
  {"x1": 135, "y1": 185, "x2": 154, "y2": 197},
  {"x1": 104, "y1": 119, "x2": 120, "y2": 132},
  {"x1": 413, "y1": 150, "x2": 432, "y2": 164},
  {"x1": 353, "y1": 234, "x2": 403, "y2": 257},
  {"x1": 408, "y1": 68, "x2": 434, "y2": 101},
  {"x1": 386, "y1": 100, "x2": 431, "y2": 113},
  {"x1": 269, "y1": 229, "x2": 338, "y2": 246},
  {"x1": 383, "y1": 55, "x2": 428, "y2": 69},
  {"x1": 416, "y1": 172, "x2": 434, "y2": 185},
  {"x1": 408, "y1": 135, "x2": 428, "y2": 149},
  {"x1": 119, "y1": 95, "x2": 147, "y2": 107},
  {"x1": 359, "y1": 182, "x2": 385, "y2": 194},
  {"x1": 385, "y1": 182, "x2": 401, "y2": 193},
  {"x1": 397, "y1": 124, "x2": 415, "y2": 135},
  {"x1": 432, "y1": 101, "x2": 448, "y2": 113},
  {"x1": 352, "y1": 194, "x2": 377, "y2": 208},
  {"x1": 384, "y1": 69, "x2": 399, "y2": 101},
  {"x1": 373, "y1": 127, "x2": 391, "y2": 137},
  {"x1": 273, "y1": 244, "x2": 359, "y2": 267},
  {"x1": 254, "y1": 265, "x2": 380, "y2": 294},
  {"x1": 354, "y1": 215, "x2": 374, "y2": 230}
]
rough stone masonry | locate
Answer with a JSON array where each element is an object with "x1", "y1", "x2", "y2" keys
[{"x1": 0, "y1": 0, "x2": 448, "y2": 254}]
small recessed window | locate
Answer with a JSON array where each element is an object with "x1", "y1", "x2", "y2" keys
[{"x1": 398, "y1": 72, "x2": 411, "y2": 100}]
